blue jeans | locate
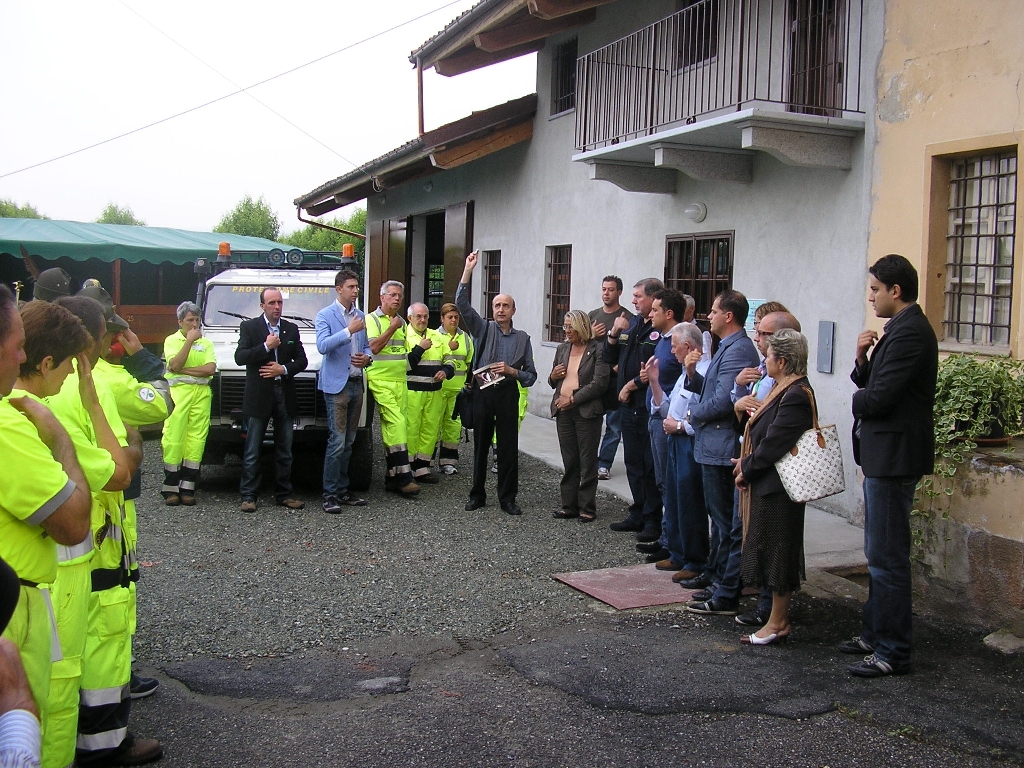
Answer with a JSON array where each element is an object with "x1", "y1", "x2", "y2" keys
[
  {"x1": 648, "y1": 414, "x2": 668, "y2": 490},
  {"x1": 663, "y1": 434, "x2": 708, "y2": 573},
  {"x1": 239, "y1": 386, "x2": 294, "y2": 502},
  {"x1": 712, "y1": 487, "x2": 745, "y2": 602},
  {"x1": 701, "y1": 463, "x2": 741, "y2": 600},
  {"x1": 323, "y1": 378, "x2": 363, "y2": 498},
  {"x1": 861, "y1": 475, "x2": 918, "y2": 668},
  {"x1": 597, "y1": 407, "x2": 623, "y2": 470}
]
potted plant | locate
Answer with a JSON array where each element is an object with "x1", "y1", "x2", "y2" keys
[{"x1": 914, "y1": 354, "x2": 1024, "y2": 553}]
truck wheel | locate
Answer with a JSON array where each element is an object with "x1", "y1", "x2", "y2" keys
[{"x1": 347, "y1": 427, "x2": 373, "y2": 492}]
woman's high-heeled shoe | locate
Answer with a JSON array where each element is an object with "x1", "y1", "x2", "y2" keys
[{"x1": 740, "y1": 632, "x2": 789, "y2": 646}]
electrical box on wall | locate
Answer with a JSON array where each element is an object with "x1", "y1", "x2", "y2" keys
[{"x1": 817, "y1": 320, "x2": 835, "y2": 374}]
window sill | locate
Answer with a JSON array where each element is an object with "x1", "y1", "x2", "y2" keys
[
  {"x1": 938, "y1": 340, "x2": 1012, "y2": 358},
  {"x1": 549, "y1": 107, "x2": 575, "y2": 121}
]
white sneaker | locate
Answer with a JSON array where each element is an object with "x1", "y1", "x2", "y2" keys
[
  {"x1": 442, "y1": 465, "x2": 457, "y2": 475},
  {"x1": 598, "y1": 467, "x2": 611, "y2": 480}
]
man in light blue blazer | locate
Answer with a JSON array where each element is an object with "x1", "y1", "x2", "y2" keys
[
  {"x1": 681, "y1": 290, "x2": 760, "y2": 615},
  {"x1": 315, "y1": 269, "x2": 372, "y2": 513}
]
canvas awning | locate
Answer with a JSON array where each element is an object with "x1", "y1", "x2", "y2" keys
[{"x1": 0, "y1": 219, "x2": 295, "y2": 266}]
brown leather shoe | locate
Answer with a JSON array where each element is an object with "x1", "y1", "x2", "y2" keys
[
  {"x1": 672, "y1": 569, "x2": 701, "y2": 583},
  {"x1": 164, "y1": 494, "x2": 180, "y2": 507},
  {"x1": 112, "y1": 735, "x2": 163, "y2": 765},
  {"x1": 239, "y1": 499, "x2": 257, "y2": 513},
  {"x1": 655, "y1": 559, "x2": 682, "y2": 571},
  {"x1": 278, "y1": 498, "x2": 305, "y2": 510},
  {"x1": 180, "y1": 495, "x2": 195, "y2": 506},
  {"x1": 399, "y1": 481, "x2": 421, "y2": 496}
]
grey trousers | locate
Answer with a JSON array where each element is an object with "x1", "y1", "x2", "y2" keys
[{"x1": 556, "y1": 408, "x2": 603, "y2": 516}]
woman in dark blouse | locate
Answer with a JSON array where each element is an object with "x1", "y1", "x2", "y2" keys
[{"x1": 733, "y1": 329, "x2": 814, "y2": 645}]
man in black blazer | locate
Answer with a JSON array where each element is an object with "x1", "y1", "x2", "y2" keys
[
  {"x1": 236, "y1": 287, "x2": 308, "y2": 512},
  {"x1": 843, "y1": 254, "x2": 937, "y2": 678}
]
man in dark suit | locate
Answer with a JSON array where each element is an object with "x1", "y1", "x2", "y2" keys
[
  {"x1": 682, "y1": 290, "x2": 760, "y2": 616},
  {"x1": 236, "y1": 287, "x2": 308, "y2": 512},
  {"x1": 841, "y1": 254, "x2": 937, "y2": 677}
]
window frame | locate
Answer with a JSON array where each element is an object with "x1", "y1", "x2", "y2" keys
[
  {"x1": 923, "y1": 138, "x2": 1022, "y2": 357},
  {"x1": 550, "y1": 37, "x2": 578, "y2": 117},
  {"x1": 664, "y1": 231, "x2": 734, "y2": 320},
  {"x1": 482, "y1": 249, "x2": 502, "y2": 320},
  {"x1": 546, "y1": 245, "x2": 572, "y2": 342}
]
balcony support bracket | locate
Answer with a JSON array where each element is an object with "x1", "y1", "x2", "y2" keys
[
  {"x1": 653, "y1": 144, "x2": 753, "y2": 182},
  {"x1": 739, "y1": 120, "x2": 855, "y2": 170},
  {"x1": 586, "y1": 161, "x2": 676, "y2": 194}
]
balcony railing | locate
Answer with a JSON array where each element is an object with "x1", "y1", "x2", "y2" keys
[{"x1": 575, "y1": 0, "x2": 863, "y2": 152}]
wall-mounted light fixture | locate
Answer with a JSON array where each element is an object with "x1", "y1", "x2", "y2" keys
[
  {"x1": 684, "y1": 202, "x2": 707, "y2": 222},
  {"x1": 423, "y1": 181, "x2": 433, "y2": 193}
]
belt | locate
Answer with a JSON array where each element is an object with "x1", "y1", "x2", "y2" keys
[{"x1": 91, "y1": 567, "x2": 139, "y2": 593}]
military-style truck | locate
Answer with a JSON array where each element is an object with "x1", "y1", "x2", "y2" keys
[{"x1": 194, "y1": 247, "x2": 372, "y2": 491}]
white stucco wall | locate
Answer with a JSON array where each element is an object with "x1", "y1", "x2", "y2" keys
[{"x1": 367, "y1": 0, "x2": 884, "y2": 520}]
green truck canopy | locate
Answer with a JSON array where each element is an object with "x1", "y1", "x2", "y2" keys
[{"x1": 0, "y1": 219, "x2": 294, "y2": 265}]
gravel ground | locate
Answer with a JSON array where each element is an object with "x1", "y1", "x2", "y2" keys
[
  {"x1": 134, "y1": 438, "x2": 638, "y2": 662},
  {"x1": 125, "y1": 434, "x2": 1024, "y2": 767}
]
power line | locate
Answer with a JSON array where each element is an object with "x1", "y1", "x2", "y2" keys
[
  {"x1": 116, "y1": 0, "x2": 362, "y2": 174},
  {"x1": 0, "y1": 0, "x2": 466, "y2": 181}
]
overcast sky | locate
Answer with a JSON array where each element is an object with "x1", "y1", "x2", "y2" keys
[{"x1": 0, "y1": 0, "x2": 536, "y2": 234}]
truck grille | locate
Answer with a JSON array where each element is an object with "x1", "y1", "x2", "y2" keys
[{"x1": 210, "y1": 374, "x2": 324, "y2": 421}]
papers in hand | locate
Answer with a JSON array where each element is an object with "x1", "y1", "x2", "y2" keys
[{"x1": 473, "y1": 366, "x2": 506, "y2": 389}]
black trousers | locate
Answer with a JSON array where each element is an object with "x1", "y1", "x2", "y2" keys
[{"x1": 470, "y1": 381, "x2": 519, "y2": 506}]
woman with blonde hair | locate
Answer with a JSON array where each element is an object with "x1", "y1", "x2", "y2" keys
[{"x1": 549, "y1": 310, "x2": 610, "y2": 521}]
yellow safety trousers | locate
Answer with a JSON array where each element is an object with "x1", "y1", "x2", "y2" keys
[
  {"x1": 2, "y1": 586, "x2": 54, "y2": 743},
  {"x1": 161, "y1": 384, "x2": 212, "y2": 467},
  {"x1": 368, "y1": 377, "x2": 408, "y2": 452},
  {"x1": 407, "y1": 389, "x2": 445, "y2": 466},
  {"x1": 42, "y1": 559, "x2": 92, "y2": 768},
  {"x1": 439, "y1": 387, "x2": 462, "y2": 448}
]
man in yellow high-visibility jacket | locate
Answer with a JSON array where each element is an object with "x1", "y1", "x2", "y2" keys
[
  {"x1": 366, "y1": 281, "x2": 419, "y2": 497},
  {"x1": 405, "y1": 304, "x2": 453, "y2": 484}
]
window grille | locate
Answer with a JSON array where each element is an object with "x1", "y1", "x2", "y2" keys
[
  {"x1": 483, "y1": 250, "x2": 501, "y2": 320},
  {"x1": 546, "y1": 245, "x2": 572, "y2": 342},
  {"x1": 551, "y1": 38, "x2": 578, "y2": 115},
  {"x1": 943, "y1": 151, "x2": 1017, "y2": 345},
  {"x1": 664, "y1": 232, "x2": 734, "y2": 319}
]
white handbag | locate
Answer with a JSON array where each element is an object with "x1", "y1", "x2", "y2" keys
[{"x1": 774, "y1": 387, "x2": 845, "y2": 503}]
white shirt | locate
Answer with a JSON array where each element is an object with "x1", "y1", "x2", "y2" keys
[
  {"x1": 0, "y1": 710, "x2": 41, "y2": 768},
  {"x1": 658, "y1": 358, "x2": 709, "y2": 436}
]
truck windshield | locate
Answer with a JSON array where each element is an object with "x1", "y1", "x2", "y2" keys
[{"x1": 203, "y1": 284, "x2": 335, "y2": 329}]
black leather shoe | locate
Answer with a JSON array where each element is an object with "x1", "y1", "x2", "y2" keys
[
  {"x1": 735, "y1": 610, "x2": 769, "y2": 627},
  {"x1": 644, "y1": 550, "x2": 671, "y2": 563},
  {"x1": 636, "y1": 524, "x2": 662, "y2": 543},
  {"x1": 500, "y1": 502, "x2": 523, "y2": 516},
  {"x1": 465, "y1": 499, "x2": 485, "y2": 511},
  {"x1": 635, "y1": 541, "x2": 664, "y2": 554},
  {"x1": 837, "y1": 636, "x2": 875, "y2": 654},
  {"x1": 678, "y1": 573, "x2": 713, "y2": 590},
  {"x1": 690, "y1": 587, "x2": 715, "y2": 601},
  {"x1": 609, "y1": 517, "x2": 644, "y2": 532}
]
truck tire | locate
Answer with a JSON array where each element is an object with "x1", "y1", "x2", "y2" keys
[{"x1": 347, "y1": 427, "x2": 373, "y2": 492}]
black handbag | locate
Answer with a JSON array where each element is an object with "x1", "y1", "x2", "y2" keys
[{"x1": 454, "y1": 386, "x2": 474, "y2": 427}]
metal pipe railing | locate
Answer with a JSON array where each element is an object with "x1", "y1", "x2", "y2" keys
[{"x1": 575, "y1": 0, "x2": 864, "y2": 152}]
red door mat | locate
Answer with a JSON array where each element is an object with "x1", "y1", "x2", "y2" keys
[{"x1": 552, "y1": 564, "x2": 696, "y2": 610}]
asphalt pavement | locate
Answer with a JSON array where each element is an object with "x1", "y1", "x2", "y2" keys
[{"x1": 126, "y1": 423, "x2": 1024, "y2": 768}]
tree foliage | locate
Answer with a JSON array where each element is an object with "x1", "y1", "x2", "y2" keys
[
  {"x1": 213, "y1": 195, "x2": 281, "y2": 241},
  {"x1": 281, "y1": 208, "x2": 366, "y2": 259},
  {"x1": 0, "y1": 199, "x2": 46, "y2": 219},
  {"x1": 96, "y1": 203, "x2": 145, "y2": 226}
]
